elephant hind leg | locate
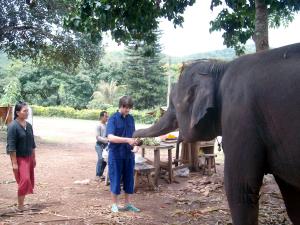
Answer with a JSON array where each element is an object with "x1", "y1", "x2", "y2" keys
[
  {"x1": 226, "y1": 180, "x2": 262, "y2": 225},
  {"x1": 223, "y1": 136, "x2": 265, "y2": 225},
  {"x1": 274, "y1": 176, "x2": 300, "y2": 225}
]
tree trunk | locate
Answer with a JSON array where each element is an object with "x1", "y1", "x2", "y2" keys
[{"x1": 253, "y1": 0, "x2": 269, "y2": 52}]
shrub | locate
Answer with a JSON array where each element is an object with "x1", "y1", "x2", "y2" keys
[{"x1": 31, "y1": 105, "x2": 156, "y2": 124}]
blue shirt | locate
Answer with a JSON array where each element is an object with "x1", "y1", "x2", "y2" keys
[{"x1": 106, "y1": 111, "x2": 135, "y2": 159}]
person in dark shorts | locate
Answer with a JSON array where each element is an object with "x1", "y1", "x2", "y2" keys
[
  {"x1": 6, "y1": 101, "x2": 36, "y2": 211},
  {"x1": 107, "y1": 96, "x2": 140, "y2": 213}
]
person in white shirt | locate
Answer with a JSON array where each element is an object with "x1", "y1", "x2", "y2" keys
[{"x1": 95, "y1": 111, "x2": 109, "y2": 180}]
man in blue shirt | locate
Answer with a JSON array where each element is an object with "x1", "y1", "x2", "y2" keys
[{"x1": 107, "y1": 96, "x2": 140, "y2": 213}]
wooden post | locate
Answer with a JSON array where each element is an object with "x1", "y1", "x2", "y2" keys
[
  {"x1": 188, "y1": 143, "x2": 192, "y2": 168},
  {"x1": 207, "y1": 158, "x2": 212, "y2": 175},
  {"x1": 147, "y1": 173, "x2": 155, "y2": 190},
  {"x1": 153, "y1": 148, "x2": 160, "y2": 186},
  {"x1": 168, "y1": 147, "x2": 173, "y2": 183},
  {"x1": 175, "y1": 141, "x2": 180, "y2": 167},
  {"x1": 191, "y1": 142, "x2": 200, "y2": 172}
]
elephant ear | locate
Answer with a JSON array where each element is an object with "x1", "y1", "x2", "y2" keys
[{"x1": 190, "y1": 74, "x2": 215, "y2": 129}]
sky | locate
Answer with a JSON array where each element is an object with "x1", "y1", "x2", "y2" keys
[{"x1": 104, "y1": 0, "x2": 300, "y2": 57}]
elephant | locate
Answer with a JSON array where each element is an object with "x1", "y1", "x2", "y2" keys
[{"x1": 134, "y1": 43, "x2": 300, "y2": 225}]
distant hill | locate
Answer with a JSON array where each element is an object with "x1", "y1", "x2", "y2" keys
[
  {"x1": 1, "y1": 45, "x2": 256, "y2": 69},
  {"x1": 162, "y1": 46, "x2": 253, "y2": 64},
  {"x1": 161, "y1": 49, "x2": 236, "y2": 64},
  {"x1": 106, "y1": 45, "x2": 256, "y2": 65}
]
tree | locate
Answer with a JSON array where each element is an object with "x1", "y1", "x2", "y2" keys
[
  {"x1": 0, "y1": 78, "x2": 21, "y2": 106},
  {"x1": 123, "y1": 37, "x2": 167, "y2": 109},
  {"x1": 88, "y1": 80, "x2": 125, "y2": 109},
  {"x1": 92, "y1": 62, "x2": 126, "y2": 86},
  {"x1": 18, "y1": 66, "x2": 67, "y2": 106},
  {"x1": 1, "y1": 59, "x2": 95, "y2": 109},
  {"x1": 66, "y1": 0, "x2": 195, "y2": 44},
  {"x1": 0, "y1": 60, "x2": 28, "y2": 105},
  {"x1": 0, "y1": 0, "x2": 103, "y2": 69},
  {"x1": 210, "y1": 0, "x2": 300, "y2": 55},
  {"x1": 61, "y1": 72, "x2": 94, "y2": 109}
]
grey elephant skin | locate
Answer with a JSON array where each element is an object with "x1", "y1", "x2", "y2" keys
[{"x1": 134, "y1": 43, "x2": 300, "y2": 225}]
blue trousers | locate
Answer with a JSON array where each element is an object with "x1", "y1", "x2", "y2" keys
[
  {"x1": 95, "y1": 144, "x2": 106, "y2": 176},
  {"x1": 108, "y1": 157, "x2": 135, "y2": 195}
]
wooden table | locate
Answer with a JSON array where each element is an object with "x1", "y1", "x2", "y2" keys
[
  {"x1": 141, "y1": 144, "x2": 175, "y2": 186},
  {"x1": 134, "y1": 163, "x2": 155, "y2": 191}
]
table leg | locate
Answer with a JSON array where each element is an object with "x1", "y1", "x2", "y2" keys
[
  {"x1": 175, "y1": 142, "x2": 180, "y2": 167},
  {"x1": 142, "y1": 148, "x2": 145, "y2": 157},
  {"x1": 154, "y1": 148, "x2": 160, "y2": 186},
  {"x1": 147, "y1": 173, "x2": 155, "y2": 190},
  {"x1": 188, "y1": 143, "x2": 192, "y2": 168},
  {"x1": 191, "y1": 143, "x2": 200, "y2": 172},
  {"x1": 168, "y1": 148, "x2": 173, "y2": 183},
  {"x1": 208, "y1": 158, "x2": 212, "y2": 176}
]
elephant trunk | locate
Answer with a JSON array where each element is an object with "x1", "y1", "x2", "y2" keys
[{"x1": 133, "y1": 109, "x2": 178, "y2": 138}]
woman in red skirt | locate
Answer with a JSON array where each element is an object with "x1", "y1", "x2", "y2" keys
[{"x1": 7, "y1": 101, "x2": 36, "y2": 211}]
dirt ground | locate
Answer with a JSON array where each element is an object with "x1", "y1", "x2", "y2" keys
[{"x1": 0, "y1": 117, "x2": 292, "y2": 225}]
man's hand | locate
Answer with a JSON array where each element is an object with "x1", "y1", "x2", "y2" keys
[{"x1": 127, "y1": 138, "x2": 138, "y2": 146}]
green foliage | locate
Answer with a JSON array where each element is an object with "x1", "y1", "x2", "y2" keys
[
  {"x1": 65, "y1": 0, "x2": 196, "y2": 45},
  {"x1": 210, "y1": 0, "x2": 300, "y2": 55},
  {"x1": 60, "y1": 72, "x2": 94, "y2": 109},
  {"x1": 88, "y1": 80, "x2": 125, "y2": 109},
  {"x1": 0, "y1": 0, "x2": 103, "y2": 69},
  {"x1": 0, "y1": 60, "x2": 26, "y2": 105},
  {"x1": 0, "y1": 78, "x2": 21, "y2": 105},
  {"x1": 123, "y1": 34, "x2": 167, "y2": 110},
  {"x1": 0, "y1": 56, "x2": 99, "y2": 109},
  {"x1": 0, "y1": 41, "x2": 251, "y2": 111},
  {"x1": 164, "y1": 63, "x2": 182, "y2": 84},
  {"x1": 92, "y1": 62, "x2": 125, "y2": 86},
  {"x1": 31, "y1": 105, "x2": 156, "y2": 124},
  {"x1": 18, "y1": 66, "x2": 66, "y2": 106}
]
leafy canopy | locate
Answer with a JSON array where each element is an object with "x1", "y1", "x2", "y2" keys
[
  {"x1": 210, "y1": 0, "x2": 300, "y2": 55},
  {"x1": 0, "y1": 0, "x2": 103, "y2": 69},
  {"x1": 65, "y1": 0, "x2": 195, "y2": 44}
]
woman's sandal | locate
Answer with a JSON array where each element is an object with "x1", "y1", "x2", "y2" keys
[{"x1": 11, "y1": 206, "x2": 24, "y2": 213}]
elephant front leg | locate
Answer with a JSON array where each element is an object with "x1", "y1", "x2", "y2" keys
[{"x1": 223, "y1": 140, "x2": 265, "y2": 225}]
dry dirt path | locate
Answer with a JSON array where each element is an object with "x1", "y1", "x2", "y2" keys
[{"x1": 0, "y1": 117, "x2": 291, "y2": 225}]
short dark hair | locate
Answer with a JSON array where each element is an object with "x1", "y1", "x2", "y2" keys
[
  {"x1": 14, "y1": 101, "x2": 27, "y2": 120},
  {"x1": 119, "y1": 96, "x2": 133, "y2": 109},
  {"x1": 99, "y1": 111, "x2": 107, "y2": 119}
]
